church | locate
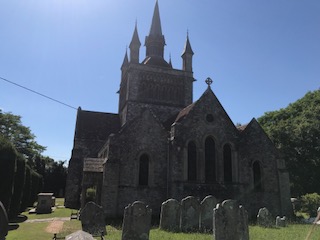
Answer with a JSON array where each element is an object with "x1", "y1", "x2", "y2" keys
[{"x1": 65, "y1": 1, "x2": 293, "y2": 218}]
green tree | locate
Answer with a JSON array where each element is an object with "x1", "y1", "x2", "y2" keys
[
  {"x1": 258, "y1": 90, "x2": 320, "y2": 196},
  {"x1": 0, "y1": 110, "x2": 46, "y2": 166}
]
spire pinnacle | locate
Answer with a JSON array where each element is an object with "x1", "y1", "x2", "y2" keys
[
  {"x1": 149, "y1": 0, "x2": 162, "y2": 36},
  {"x1": 121, "y1": 48, "x2": 129, "y2": 69}
]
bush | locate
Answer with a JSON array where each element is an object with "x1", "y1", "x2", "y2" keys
[
  {"x1": 0, "y1": 136, "x2": 17, "y2": 212},
  {"x1": 85, "y1": 188, "x2": 96, "y2": 203},
  {"x1": 20, "y1": 165, "x2": 31, "y2": 211},
  {"x1": 9, "y1": 154, "x2": 26, "y2": 219},
  {"x1": 300, "y1": 193, "x2": 320, "y2": 216}
]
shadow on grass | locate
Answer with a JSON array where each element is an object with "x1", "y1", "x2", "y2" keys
[
  {"x1": 8, "y1": 223, "x2": 19, "y2": 231},
  {"x1": 10, "y1": 214, "x2": 28, "y2": 223}
]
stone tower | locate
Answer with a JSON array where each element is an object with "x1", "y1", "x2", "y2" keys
[{"x1": 118, "y1": 0, "x2": 194, "y2": 126}]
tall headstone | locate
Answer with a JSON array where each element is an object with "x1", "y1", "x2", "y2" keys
[
  {"x1": 0, "y1": 201, "x2": 8, "y2": 240},
  {"x1": 180, "y1": 196, "x2": 200, "y2": 232},
  {"x1": 257, "y1": 207, "x2": 273, "y2": 227},
  {"x1": 80, "y1": 202, "x2": 106, "y2": 236},
  {"x1": 213, "y1": 199, "x2": 249, "y2": 240},
  {"x1": 159, "y1": 199, "x2": 180, "y2": 232},
  {"x1": 122, "y1": 201, "x2": 152, "y2": 240},
  {"x1": 65, "y1": 230, "x2": 94, "y2": 240},
  {"x1": 200, "y1": 195, "x2": 218, "y2": 232},
  {"x1": 36, "y1": 193, "x2": 54, "y2": 214}
]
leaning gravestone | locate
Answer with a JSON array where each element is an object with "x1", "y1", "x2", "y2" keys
[
  {"x1": 180, "y1": 196, "x2": 200, "y2": 232},
  {"x1": 159, "y1": 199, "x2": 180, "y2": 232},
  {"x1": 122, "y1": 201, "x2": 152, "y2": 240},
  {"x1": 65, "y1": 230, "x2": 94, "y2": 240},
  {"x1": 80, "y1": 202, "x2": 106, "y2": 236},
  {"x1": 200, "y1": 195, "x2": 218, "y2": 232},
  {"x1": 257, "y1": 207, "x2": 273, "y2": 227},
  {"x1": 213, "y1": 199, "x2": 249, "y2": 240},
  {"x1": 0, "y1": 201, "x2": 8, "y2": 240}
]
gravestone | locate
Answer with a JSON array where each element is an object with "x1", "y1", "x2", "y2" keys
[
  {"x1": 180, "y1": 196, "x2": 200, "y2": 232},
  {"x1": 0, "y1": 201, "x2": 8, "y2": 240},
  {"x1": 257, "y1": 207, "x2": 273, "y2": 227},
  {"x1": 276, "y1": 216, "x2": 287, "y2": 227},
  {"x1": 65, "y1": 230, "x2": 94, "y2": 240},
  {"x1": 200, "y1": 195, "x2": 218, "y2": 232},
  {"x1": 80, "y1": 202, "x2": 106, "y2": 236},
  {"x1": 159, "y1": 199, "x2": 180, "y2": 232},
  {"x1": 213, "y1": 199, "x2": 249, "y2": 240},
  {"x1": 36, "y1": 193, "x2": 53, "y2": 214},
  {"x1": 122, "y1": 201, "x2": 152, "y2": 240}
]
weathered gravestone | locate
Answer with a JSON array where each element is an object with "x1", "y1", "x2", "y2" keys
[
  {"x1": 159, "y1": 199, "x2": 180, "y2": 232},
  {"x1": 180, "y1": 196, "x2": 200, "y2": 232},
  {"x1": 122, "y1": 201, "x2": 152, "y2": 240},
  {"x1": 80, "y1": 202, "x2": 106, "y2": 236},
  {"x1": 65, "y1": 230, "x2": 94, "y2": 240},
  {"x1": 0, "y1": 201, "x2": 8, "y2": 240},
  {"x1": 36, "y1": 193, "x2": 53, "y2": 214},
  {"x1": 257, "y1": 207, "x2": 273, "y2": 227},
  {"x1": 200, "y1": 195, "x2": 218, "y2": 232},
  {"x1": 213, "y1": 199, "x2": 249, "y2": 240},
  {"x1": 276, "y1": 216, "x2": 287, "y2": 227}
]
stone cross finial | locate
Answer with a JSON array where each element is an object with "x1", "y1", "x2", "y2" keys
[{"x1": 205, "y1": 77, "x2": 213, "y2": 87}]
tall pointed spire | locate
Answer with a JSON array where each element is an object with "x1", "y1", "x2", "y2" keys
[
  {"x1": 149, "y1": 0, "x2": 162, "y2": 36},
  {"x1": 121, "y1": 48, "x2": 129, "y2": 69},
  {"x1": 181, "y1": 31, "x2": 194, "y2": 72},
  {"x1": 129, "y1": 21, "x2": 141, "y2": 63},
  {"x1": 144, "y1": 0, "x2": 166, "y2": 59}
]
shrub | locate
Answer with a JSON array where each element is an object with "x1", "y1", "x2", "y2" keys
[
  {"x1": 300, "y1": 193, "x2": 320, "y2": 216},
  {"x1": 0, "y1": 136, "x2": 17, "y2": 212},
  {"x1": 85, "y1": 188, "x2": 96, "y2": 203},
  {"x1": 20, "y1": 165, "x2": 31, "y2": 211}
]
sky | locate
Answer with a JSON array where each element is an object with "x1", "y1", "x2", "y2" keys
[{"x1": 0, "y1": 0, "x2": 319, "y2": 162}]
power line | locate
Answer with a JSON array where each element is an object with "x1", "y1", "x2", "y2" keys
[{"x1": 0, "y1": 76, "x2": 77, "y2": 110}]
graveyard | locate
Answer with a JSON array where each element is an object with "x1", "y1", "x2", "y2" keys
[{"x1": 3, "y1": 197, "x2": 320, "y2": 240}]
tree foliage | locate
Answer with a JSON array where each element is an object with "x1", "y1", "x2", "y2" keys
[
  {"x1": 258, "y1": 90, "x2": 320, "y2": 196},
  {"x1": 0, "y1": 109, "x2": 46, "y2": 165}
]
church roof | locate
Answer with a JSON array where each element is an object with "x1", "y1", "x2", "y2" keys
[
  {"x1": 174, "y1": 102, "x2": 196, "y2": 123},
  {"x1": 75, "y1": 109, "x2": 120, "y2": 140},
  {"x1": 142, "y1": 56, "x2": 171, "y2": 68}
]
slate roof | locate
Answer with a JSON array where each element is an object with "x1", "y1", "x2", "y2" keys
[
  {"x1": 174, "y1": 102, "x2": 196, "y2": 123},
  {"x1": 74, "y1": 109, "x2": 120, "y2": 157}
]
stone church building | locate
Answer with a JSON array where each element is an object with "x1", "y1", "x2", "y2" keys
[{"x1": 65, "y1": 1, "x2": 293, "y2": 218}]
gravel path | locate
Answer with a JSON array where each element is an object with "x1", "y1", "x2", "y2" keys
[{"x1": 25, "y1": 217, "x2": 70, "y2": 223}]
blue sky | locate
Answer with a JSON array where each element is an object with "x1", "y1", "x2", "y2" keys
[{"x1": 0, "y1": 0, "x2": 319, "y2": 162}]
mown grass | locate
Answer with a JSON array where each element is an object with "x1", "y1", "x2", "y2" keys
[{"x1": 7, "y1": 199, "x2": 320, "y2": 240}]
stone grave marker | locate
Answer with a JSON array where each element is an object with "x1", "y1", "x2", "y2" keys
[
  {"x1": 122, "y1": 201, "x2": 152, "y2": 240},
  {"x1": 36, "y1": 193, "x2": 53, "y2": 214},
  {"x1": 0, "y1": 201, "x2": 8, "y2": 240},
  {"x1": 257, "y1": 207, "x2": 273, "y2": 227},
  {"x1": 80, "y1": 201, "x2": 106, "y2": 236},
  {"x1": 180, "y1": 196, "x2": 200, "y2": 232},
  {"x1": 276, "y1": 216, "x2": 287, "y2": 227},
  {"x1": 65, "y1": 230, "x2": 94, "y2": 240},
  {"x1": 159, "y1": 199, "x2": 180, "y2": 232},
  {"x1": 213, "y1": 199, "x2": 249, "y2": 240},
  {"x1": 200, "y1": 195, "x2": 218, "y2": 232}
]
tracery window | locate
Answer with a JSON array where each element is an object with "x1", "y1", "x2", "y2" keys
[
  {"x1": 139, "y1": 154, "x2": 149, "y2": 186},
  {"x1": 187, "y1": 141, "x2": 197, "y2": 181},
  {"x1": 253, "y1": 161, "x2": 263, "y2": 191},
  {"x1": 223, "y1": 144, "x2": 232, "y2": 182},
  {"x1": 205, "y1": 137, "x2": 216, "y2": 183}
]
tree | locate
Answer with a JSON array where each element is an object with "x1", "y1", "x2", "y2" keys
[
  {"x1": 258, "y1": 90, "x2": 320, "y2": 196},
  {"x1": 0, "y1": 110, "x2": 46, "y2": 166}
]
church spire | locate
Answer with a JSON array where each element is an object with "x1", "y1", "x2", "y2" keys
[
  {"x1": 121, "y1": 48, "x2": 129, "y2": 70},
  {"x1": 181, "y1": 31, "x2": 194, "y2": 72},
  {"x1": 129, "y1": 21, "x2": 141, "y2": 64},
  {"x1": 144, "y1": 0, "x2": 166, "y2": 58}
]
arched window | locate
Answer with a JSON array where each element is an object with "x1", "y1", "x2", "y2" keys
[
  {"x1": 223, "y1": 144, "x2": 232, "y2": 182},
  {"x1": 187, "y1": 142, "x2": 197, "y2": 181},
  {"x1": 139, "y1": 154, "x2": 149, "y2": 186},
  {"x1": 253, "y1": 161, "x2": 263, "y2": 191},
  {"x1": 205, "y1": 137, "x2": 216, "y2": 183}
]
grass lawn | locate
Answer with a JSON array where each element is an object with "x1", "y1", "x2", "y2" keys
[{"x1": 6, "y1": 199, "x2": 320, "y2": 239}]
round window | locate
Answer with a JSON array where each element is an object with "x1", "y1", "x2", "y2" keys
[{"x1": 206, "y1": 114, "x2": 214, "y2": 122}]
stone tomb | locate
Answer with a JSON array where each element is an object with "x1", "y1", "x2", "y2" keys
[
  {"x1": 200, "y1": 195, "x2": 218, "y2": 232},
  {"x1": 0, "y1": 201, "x2": 8, "y2": 240},
  {"x1": 180, "y1": 196, "x2": 200, "y2": 232},
  {"x1": 159, "y1": 199, "x2": 180, "y2": 232},
  {"x1": 36, "y1": 193, "x2": 53, "y2": 214},
  {"x1": 65, "y1": 230, "x2": 94, "y2": 240},
  {"x1": 257, "y1": 207, "x2": 273, "y2": 227},
  {"x1": 80, "y1": 202, "x2": 106, "y2": 236},
  {"x1": 213, "y1": 199, "x2": 249, "y2": 240},
  {"x1": 122, "y1": 201, "x2": 152, "y2": 240}
]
